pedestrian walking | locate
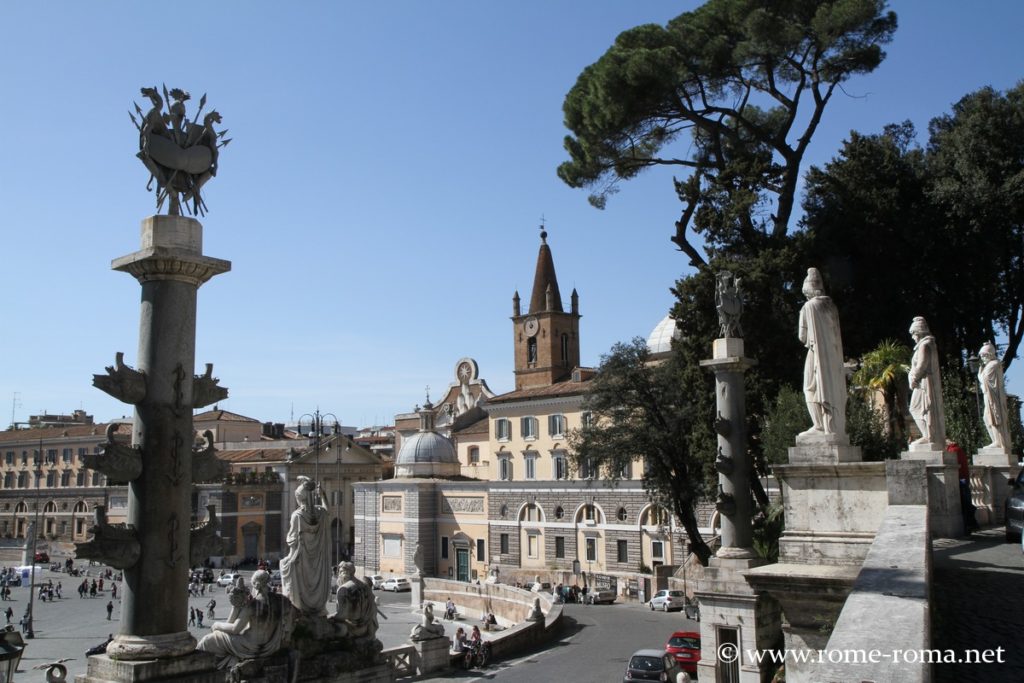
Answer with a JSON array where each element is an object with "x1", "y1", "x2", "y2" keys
[
  {"x1": 188, "y1": 606, "x2": 196, "y2": 627},
  {"x1": 106, "y1": 601, "x2": 113, "y2": 620},
  {"x1": 196, "y1": 610, "x2": 204, "y2": 628},
  {"x1": 111, "y1": 583, "x2": 117, "y2": 600},
  {"x1": 4, "y1": 606, "x2": 12, "y2": 624},
  {"x1": 206, "y1": 598, "x2": 216, "y2": 621}
]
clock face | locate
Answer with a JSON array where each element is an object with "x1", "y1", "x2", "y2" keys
[{"x1": 524, "y1": 316, "x2": 539, "y2": 337}]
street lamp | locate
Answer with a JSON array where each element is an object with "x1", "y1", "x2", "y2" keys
[
  {"x1": 295, "y1": 410, "x2": 340, "y2": 483},
  {"x1": 334, "y1": 438, "x2": 352, "y2": 564},
  {"x1": 26, "y1": 438, "x2": 44, "y2": 639},
  {"x1": 0, "y1": 625, "x2": 26, "y2": 682}
]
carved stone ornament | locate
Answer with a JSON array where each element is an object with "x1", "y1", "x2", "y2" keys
[
  {"x1": 81, "y1": 423, "x2": 143, "y2": 482},
  {"x1": 191, "y1": 504, "x2": 229, "y2": 566},
  {"x1": 73, "y1": 505, "x2": 141, "y2": 570},
  {"x1": 715, "y1": 490, "x2": 737, "y2": 517},
  {"x1": 442, "y1": 497, "x2": 485, "y2": 514},
  {"x1": 193, "y1": 429, "x2": 227, "y2": 483},
  {"x1": 715, "y1": 271, "x2": 744, "y2": 338},
  {"x1": 193, "y1": 363, "x2": 230, "y2": 409},
  {"x1": 382, "y1": 496, "x2": 402, "y2": 512},
  {"x1": 93, "y1": 352, "x2": 146, "y2": 405},
  {"x1": 132, "y1": 86, "x2": 231, "y2": 216}
]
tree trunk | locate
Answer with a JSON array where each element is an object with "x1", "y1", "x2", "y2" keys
[{"x1": 676, "y1": 502, "x2": 711, "y2": 566}]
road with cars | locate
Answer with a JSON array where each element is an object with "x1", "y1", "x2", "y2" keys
[{"x1": 417, "y1": 597, "x2": 701, "y2": 682}]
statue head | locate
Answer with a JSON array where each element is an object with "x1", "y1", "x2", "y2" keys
[
  {"x1": 802, "y1": 268, "x2": 824, "y2": 299},
  {"x1": 294, "y1": 477, "x2": 316, "y2": 507},
  {"x1": 337, "y1": 561, "x2": 355, "y2": 582},
  {"x1": 251, "y1": 569, "x2": 270, "y2": 593},
  {"x1": 980, "y1": 341, "x2": 998, "y2": 363},
  {"x1": 909, "y1": 316, "x2": 931, "y2": 340}
]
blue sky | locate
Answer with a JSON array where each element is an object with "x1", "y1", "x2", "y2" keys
[{"x1": 1, "y1": 1, "x2": 1022, "y2": 429}]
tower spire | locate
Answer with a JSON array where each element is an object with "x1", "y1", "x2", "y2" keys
[{"x1": 529, "y1": 223, "x2": 561, "y2": 314}]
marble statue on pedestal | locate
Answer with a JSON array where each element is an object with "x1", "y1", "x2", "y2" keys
[
  {"x1": 411, "y1": 542, "x2": 424, "y2": 577},
  {"x1": 330, "y1": 561, "x2": 382, "y2": 640},
  {"x1": 908, "y1": 317, "x2": 946, "y2": 448},
  {"x1": 797, "y1": 267, "x2": 847, "y2": 441},
  {"x1": 410, "y1": 602, "x2": 446, "y2": 641},
  {"x1": 196, "y1": 570, "x2": 289, "y2": 670},
  {"x1": 280, "y1": 477, "x2": 332, "y2": 614},
  {"x1": 978, "y1": 342, "x2": 1011, "y2": 452}
]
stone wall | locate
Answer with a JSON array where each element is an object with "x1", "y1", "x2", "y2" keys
[{"x1": 821, "y1": 505, "x2": 930, "y2": 683}]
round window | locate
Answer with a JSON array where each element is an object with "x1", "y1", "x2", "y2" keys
[
  {"x1": 617, "y1": 507, "x2": 628, "y2": 522},
  {"x1": 554, "y1": 506, "x2": 564, "y2": 519}
]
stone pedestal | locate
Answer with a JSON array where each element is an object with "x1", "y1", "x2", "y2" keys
[
  {"x1": 970, "y1": 464, "x2": 1020, "y2": 525},
  {"x1": 411, "y1": 574, "x2": 424, "y2": 609},
  {"x1": 76, "y1": 652, "x2": 220, "y2": 683},
  {"x1": 412, "y1": 636, "x2": 452, "y2": 675},
  {"x1": 900, "y1": 448, "x2": 962, "y2": 538},
  {"x1": 695, "y1": 557, "x2": 781, "y2": 683},
  {"x1": 974, "y1": 447, "x2": 1016, "y2": 467}
]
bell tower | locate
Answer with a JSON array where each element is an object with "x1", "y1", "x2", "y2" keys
[{"x1": 512, "y1": 227, "x2": 580, "y2": 390}]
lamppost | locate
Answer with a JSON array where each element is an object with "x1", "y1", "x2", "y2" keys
[
  {"x1": 966, "y1": 352, "x2": 983, "y2": 421},
  {"x1": 26, "y1": 437, "x2": 44, "y2": 639},
  {"x1": 333, "y1": 437, "x2": 351, "y2": 565},
  {"x1": 296, "y1": 410, "x2": 340, "y2": 483}
]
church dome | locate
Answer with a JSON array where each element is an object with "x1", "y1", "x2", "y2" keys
[
  {"x1": 647, "y1": 314, "x2": 680, "y2": 355},
  {"x1": 395, "y1": 403, "x2": 461, "y2": 478}
]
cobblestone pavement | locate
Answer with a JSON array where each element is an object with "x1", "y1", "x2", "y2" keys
[{"x1": 932, "y1": 528, "x2": 1024, "y2": 683}]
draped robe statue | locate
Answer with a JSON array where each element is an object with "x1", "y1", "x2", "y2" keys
[
  {"x1": 908, "y1": 317, "x2": 946, "y2": 448},
  {"x1": 797, "y1": 268, "x2": 847, "y2": 442},
  {"x1": 280, "y1": 477, "x2": 332, "y2": 614},
  {"x1": 196, "y1": 570, "x2": 288, "y2": 669},
  {"x1": 978, "y1": 342, "x2": 1012, "y2": 452}
]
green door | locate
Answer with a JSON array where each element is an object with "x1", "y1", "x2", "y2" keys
[{"x1": 456, "y1": 548, "x2": 470, "y2": 582}]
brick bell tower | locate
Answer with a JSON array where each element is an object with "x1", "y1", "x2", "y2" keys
[{"x1": 512, "y1": 227, "x2": 580, "y2": 390}]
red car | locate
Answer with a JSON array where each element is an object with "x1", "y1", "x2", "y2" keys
[{"x1": 665, "y1": 630, "x2": 700, "y2": 675}]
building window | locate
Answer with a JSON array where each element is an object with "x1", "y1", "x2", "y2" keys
[
  {"x1": 561, "y1": 333, "x2": 569, "y2": 365},
  {"x1": 499, "y1": 504, "x2": 508, "y2": 519},
  {"x1": 520, "y1": 416, "x2": 538, "y2": 440},
  {"x1": 495, "y1": 418, "x2": 511, "y2": 441},
  {"x1": 4, "y1": 452, "x2": 12, "y2": 466},
  {"x1": 586, "y1": 537, "x2": 597, "y2": 562},
  {"x1": 477, "y1": 538, "x2": 486, "y2": 561},
  {"x1": 382, "y1": 535, "x2": 402, "y2": 558},
  {"x1": 652, "y1": 540, "x2": 664, "y2": 559},
  {"x1": 581, "y1": 411, "x2": 594, "y2": 428},
  {"x1": 468, "y1": 446, "x2": 480, "y2": 464},
  {"x1": 3, "y1": 473, "x2": 13, "y2": 489},
  {"x1": 77, "y1": 471, "x2": 86, "y2": 487},
  {"x1": 46, "y1": 449, "x2": 57, "y2": 464},
  {"x1": 17, "y1": 472, "x2": 27, "y2": 488},
  {"x1": 522, "y1": 503, "x2": 541, "y2": 522},
  {"x1": 527, "y1": 533, "x2": 538, "y2": 559},
  {"x1": 619, "y1": 461, "x2": 632, "y2": 480},
  {"x1": 46, "y1": 472, "x2": 56, "y2": 487},
  {"x1": 554, "y1": 506, "x2": 564, "y2": 519},
  {"x1": 500, "y1": 533, "x2": 509, "y2": 555},
  {"x1": 580, "y1": 458, "x2": 596, "y2": 480},
  {"x1": 441, "y1": 537, "x2": 449, "y2": 559},
  {"x1": 60, "y1": 471, "x2": 71, "y2": 487},
  {"x1": 617, "y1": 539, "x2": 628, "y2": 563},
  {"x1": 527, "y1": 337, "x2": 538, "y2": 364},
  {"x1": 21, "y1": 451, "x2": 28, "y2": 466},
  {"x1": 62, "y1": 448, "x2": 72, "y2": 463},
  {"x1": 548, "y1": 414, "x2": 566, "y2": 438},
  {"x1": 583, "y1": 504, "x2": 596, "y2": 522},
  {"x1": 617, "y1": 507, "x2": 628, "y2": 522},
  {"x1": 555, "y1": 536, "x2": 565, "y2": 559},
  {"x1": 499, "y1": 456, "x2": 513, "y2": 481},
  {"x1": 77, "y1": 447, "x2": 88, "y2": 459},
  {"x1": 524, "y1": 454, "x2": 536, "y2": 480},
  {"x1": 91, "y1": 473, "x2": 102, "y2": 486},
  {"x1": 553, "y1": 453, "x2": 568, "y2": 480}
]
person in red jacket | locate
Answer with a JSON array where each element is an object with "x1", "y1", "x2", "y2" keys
[{"x1": 947, "y1": 441, "x2": 978, "y2": 533}]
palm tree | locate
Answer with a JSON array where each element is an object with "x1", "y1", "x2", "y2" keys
[{"x1": 852, "y1": 339, "x2": 912, "y2": 445}]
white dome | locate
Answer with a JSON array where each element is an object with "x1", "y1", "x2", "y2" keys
[
  {"x1": 647, "y1": 314, "x2": 680, "y2": 355},
  {"x1": 395, "y1": 431, "x2": 460, "y2": 478}
]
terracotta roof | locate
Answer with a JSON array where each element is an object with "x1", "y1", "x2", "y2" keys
[
  {"x1": 193, "y1": 409, "x2": 260, "y2": 423},
  {"x1": 0, "y1": 422, "x2": 131, "y2": 444},
  {"x1": 453, "y1": 414, "x2": 489, "y2": 436},
  {"x1": 216, "y1": 448, "x2": 291, "y2": 463},
  {"x1": 488, "y1": 378, "x2": 592, "y2": 404}
]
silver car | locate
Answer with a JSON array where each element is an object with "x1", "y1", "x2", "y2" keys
[{"x1": 649, "y1": 589, "x2": 686, "y2": 612}]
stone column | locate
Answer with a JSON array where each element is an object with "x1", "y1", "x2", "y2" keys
[
  {"x1": 697, "y1": 337, "x2": 781, "y2": 683},
  {"x1": 107, "y1": 215, "x2": 230, "y2": 659}
]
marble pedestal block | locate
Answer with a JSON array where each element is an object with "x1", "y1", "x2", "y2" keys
[
  {"x1": 695, "y1": 556, "x2": 780, "y2": 683},
  {"x1": 900, "y1": 449, "x2": 962, "y2": 538},
  {"x1": 413, "y1": 636, "x2": 452, "y2": 675},
  {"x1": 76, "y1": 652, "x2": 219, "y2": 683},
  {"x1": 969, "y1": 464, "x2": 1020, "y2": 525},
  {"x1": 411, "y1": 575, "x2": 424, "y2": 609},
  {"x1": 974, "y1": 447, "x2": 1016, "y2": 467}
]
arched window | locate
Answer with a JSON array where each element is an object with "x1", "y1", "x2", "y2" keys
[
  {"x1": 561, "y1": 333, "x2": 569, "y2": 365},
  {"x1": 468, "y1": 446, "x2": 480, "y2": 464},
  {"x1": 527, "y1": 338, "x2": 538, "y2": 364}
]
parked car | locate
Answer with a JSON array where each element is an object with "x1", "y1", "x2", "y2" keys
[
  {"x1": 368, "y1": 575, "x2": 385, "y2": 590},
  {"x1": 649, "y1": 589, "x2": 687, "y2": 612},
  {"x1": 623, "y1": 648, "x2": 684, "y2": 683},
  {"x1": 33, "y1": 551, "x2": 49, "y2": 564},
  {"x1": 217, "y1": 572, "x2": 242, "y2": 587},
  {"x1": 381, "y1": 577, "x2": 411, "y2": 592},
  {"x1": 665, "y1": 630, "x2": 701, "y2": 675},
  {"x1": 1005, "y1": 469, "x2": 1024, "y2": 540},
  {"x1": 584, "y1": 588, "x2": 616, "y2": 605}
]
